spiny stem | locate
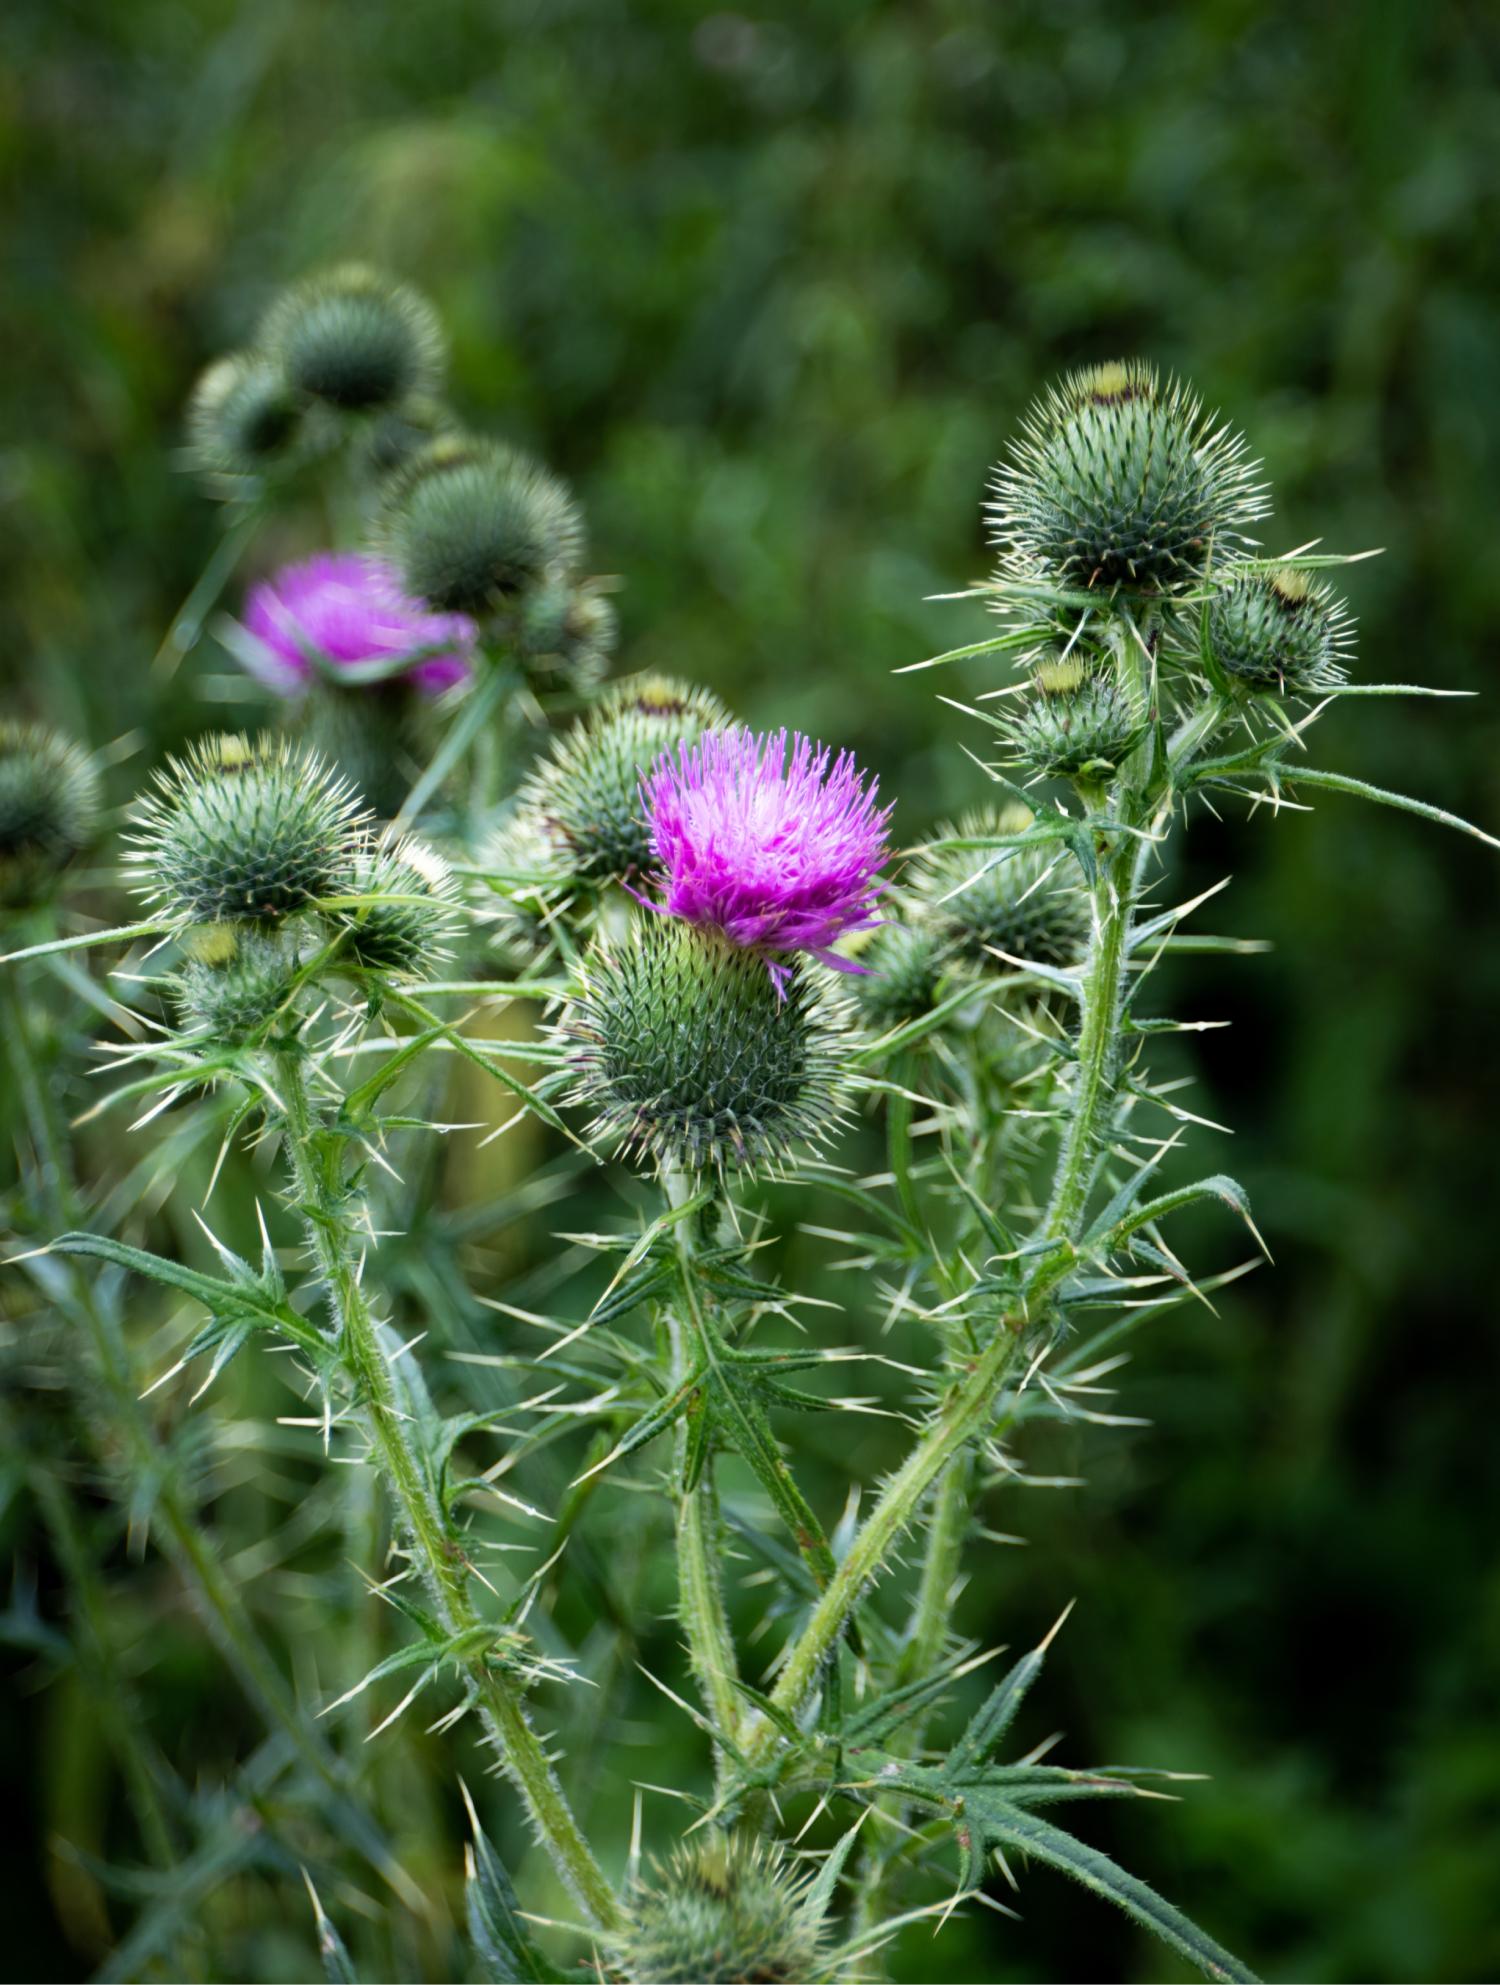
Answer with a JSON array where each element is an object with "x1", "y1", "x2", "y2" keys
[{"x1": 272, "y1": 1048, "x2": 621, "y2": 1931}]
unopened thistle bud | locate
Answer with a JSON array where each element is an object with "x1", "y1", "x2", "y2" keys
[
  {"x1": 186, "y1": 352, "x2": 303, "y2": 492},
  {"x1": 478, "y1": 812, "x2": 572, "y2": 965},
  {"x1": 1208, "y1": 569, "x2": 1352, "y2": 694},
  {"x1": 172, "y1": 924, "x2": 300, "y2": 1043},
  {"x1": 128, "y1": 735, "x2": 365, "y2": 927},
  {"x1": 332, "y1": 837, "x2": 457, "y2": 981},
  {"x1": 381, "y1": 438, "x2": 585, "y2": 616},
  {"x1": 917, "y1": 809, "x2": 1090, "y2": 971},
  {"x1": 1005, "y1": 674, "x2": 1147, "y2": 783},
  {"x1": 518, "y1": 675, "x2": 731, "y2": 882},
  {"x1": 512, "y1": 575, "x2": 619, "y2": 692},
  {"x1": 988, "y1": 360, "x2": 1268, "y2": 589},
  {"x1": 562, "y1": 918, "x2": 849, "y2": 1174},
  {"x1": 260, "y1": 264, "x2": 444, "y2": 413},
  {"x1": 615, "y1": 1835, "x2": 826, "y2": 1985},
  {"x1": 851, "y1": 918, "x2": 946, "y2": 1032},
  {"x1": 0, "y1": 722, "x2": 102, "y2": 912}
]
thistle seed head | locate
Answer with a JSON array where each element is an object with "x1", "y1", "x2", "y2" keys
[
  {"x1": 1208, "y1": 569, "x2": 1352, "y2": 693},
  {"x1": 260, "y1": 264, "x2": 445, "y2": 413},
  {"x1": 1004, "y1": 674, "x2": 1147, "y2": 783},
  {"x1": 988, "y1": 360, "x2": 1268, "y2": 589},
  {"x1": 172, "y1": 924, "x2": 301, "y2": 1043},
  {"x1": 518, "y1": 675, "x2": 732, "y2": 883},
  {"x1": 128, "y1": 734, "x2": 366, "y2": 926},
  {"x1": 916, "y1": 809, "x2": 1090, "y2": 972},
  {"x1": 381, "y1": 437, "x2": 585, "y2": 616},
  {"x1": 186, "y1": 351, "x2": 302, "y2": 488},
  {"x1": 0, "y1": 722, "x2": 103, "y2": 911},
  {"x1": 332, "y1": 836, "x2": 458, "y2": 980},
  {"x1": 615, "y1": 1834, "x2": 824, "y2": 1985},
  {"x1": 561, "y1": 918, "x2": 850, "y2": 1175}
]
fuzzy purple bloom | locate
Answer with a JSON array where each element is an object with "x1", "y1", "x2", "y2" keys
[
  {"x1": 234, "y1": 553, "x2": 476, "y2": 697},
  {"x1": 643, "y1": 728, "x2": 891, "y2": 976}
]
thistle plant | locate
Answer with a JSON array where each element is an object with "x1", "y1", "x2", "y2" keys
[{"x1": 6, "y1": 295, "x2": 1493, "y2": 1985}]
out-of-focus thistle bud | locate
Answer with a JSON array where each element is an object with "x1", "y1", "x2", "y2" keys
[
  {"x1": 519, "y1": 675, "x2": 731, "y2": 882},
  {"x1": 186, "y1": 351, "x2": 302, "y2": 487},
  {"x1": 128, "y1": 734, "x2": 365, "y2": 927},
  {"x1": 850, "y1": 917, "x2": 946, "y2": 1033},
  {"x1": 478, "y1": 812, "x2": 573, "y2": 966},
  {"x1": 1005, "y1": 672, "x2": 1147, "y2": 783},
  {"x1": 0, "y1": 722, "x2": 102, "y2": 912},
  {"x1": 615, "y1": 1834, "x2": 827, "y2": 1985},
  {"x1": 1208, "y1": 569, "x2": 1352, "y2": 694},
  {"x1": 260, "y1": 264, "x2": 444, "y2": 414},
  {"x1": 172, "y1": 924, "x2": 300, "y2": 1044},
  {"x1": 356, "y1": 394, "x2": 455, "y2": 482},
  {"x1": 381, "y1": 437, "x2": 585, "y2": 617},
  {"x1": 561, "y1": 918, "x2": 849, "y2": 1175},
  {"x1": 988, "y1": 360, "x2": 1268, "y2": 590},
  {"x1": 917, "y1": 808, "x2": 1090, "y2": 971},
  {"x1": 511, "y1": 575, "x2": 619, "y2": 692},
  {"x1": 332, "y1": 836, "x2": 457, "y2": 980}
]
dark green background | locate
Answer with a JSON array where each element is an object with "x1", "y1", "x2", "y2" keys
[{"x1": 4, "y1": 3, "x2": 1498, "y2": 1980}]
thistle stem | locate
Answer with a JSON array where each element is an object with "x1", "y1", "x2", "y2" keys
[{"x1": 271, "y1": 1047, "x2": 620, "y2": 1930}]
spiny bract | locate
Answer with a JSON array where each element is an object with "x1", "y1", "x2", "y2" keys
[
  {"x1": 128, "y1": 734, "x2": 365, "y2": 926},
  {"x1": 332, "y1": 836, "x2": 457, "y2": 980},
  {"x1": 615, "y1": 1834, "x2": 826, "y2": 1985},
  {"x1": 561, "y1": 917, "x2": 849, "y2": 1174},
  {"x1": 517, "y1": 674, "x2": 732, "y2": 882},
  {"x1": 1208, "y1": 568, "x2": 1352, "y2": 693},
  {"x1": 915, "y1": 808, "x2": 1091, "y2": 972},
  {"x1": 0, "y1": 722, "x2": 102, "y2": 912},
  {"x1": 987, "y1": 359, "x2": 1268, "y2": 589},
  {"x1": 260, "y1": 264, "x2": 445, "y2": 413},
  {"x1": 381, "y1": 437, "x2": 585, "y2": 616},
  {"x1": 172, "y1": 924, "x2": 301, "y2": 1043}
]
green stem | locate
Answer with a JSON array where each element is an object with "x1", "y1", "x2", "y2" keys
[{"x1": 272, "y1": 1049, "x2": 620, "y2": 1930}]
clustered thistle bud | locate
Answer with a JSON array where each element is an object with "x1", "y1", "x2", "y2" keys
[
  {"x1": 614, "y1": 1835, "x2": 826, "y2": 1985},
  {"x1": 516, "y1": 675, "x2": 732, "y2": 883},
  {"x1": 988, "y1": 359, "x2": 1267, "y2": 589},
  {"x1": 381, "y1": 438, "x2": 585, "y2": 617},
  {"x1": 562, "y1": 918, "x2": 849, "y2": 1174},
  {"x1": 128, "y1": 734, "x2": 365, "y2": 926},
  {"x1": 512, "y1": 575, "x2": 619, "y2": 691},
  {"x1": 916, "y1": 809, "x2": 1090, "y2": 972},
  {"x1": 851, "y1": 917, "x2": 946, "y2": 1032},
  {"x1": 186, "y1": 352, "x2": 303, "y2": 485},
  {"x1": 172, "y1": 924, "x2": 300, "y2": 1044},
  {"x1": 333, "y1": 837, "x2": 456, "y2": 980},
  {"x1": 1004, "y1": 673, "x2": 1147, "y2": 783},
  {"x1": 1208, "y1": 568, "x2": 1352, "y2": 694},
  {"x1": 259, "y1": 264, "x2": 445, "y2": 414},
  {"x1": 0, "y1": 722, "x2": 102, "y2": 913}
]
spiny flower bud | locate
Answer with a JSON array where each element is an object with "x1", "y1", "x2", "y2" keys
[
  {"x1": 260, "y1": 264, "x2": 444, "y2": 413},
  {"x1": 128, "y1": 735, "x2": 365, "y2": 927},
  {"x1": 478, "y1": 812, "x2": 573, "y2": 966},
  {"x1": 512, "y1": 575, "x2": 619, "y2": 692},
  {"x1": 850, "y1": 918, "x2": 946, "y2": 1033},
  {"x1": 615, "y1": 1835, "x2": 825, "y2": 1985},
  {"x1": 332, "y1": 837, "x2": 457, "y2": 980},
  {"x1": 382, "y1": 437, "x2": 585, "y2": 616},
  {"x1": 172, "y1": 924, "x2": 300, "y2": 1043},
  {"x1": 0, "y1": 722, "x2": 102, "y2": 912},
  {"x1": 1004, "y1": 674, "x2": 1147, "y2": 783},
  {"x1": 1208, "y1": 569, "x2": 1352, "y2": 694},
  {"x1": 917, "y1": 809, "x2": 1090, "y2": 971},
  {"x1": 518, "y1": 675, "x2": 732, "y2": 883},
  {"x1": 562, "y1": 918, "x2": 849, "y2": 1175},
  {"x1": 988, "y1": 360, "x2": 1268, "y2": 589},
  {"x1": 186, "y1": 351, "x2": 302, "y2": 487}
]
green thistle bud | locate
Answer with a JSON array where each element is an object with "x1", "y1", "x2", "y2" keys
[
  {"x1": 1208, "y1": 568, "x2": 1352, "y2": 693},
  {"x1": 519, "y1": 675, "x2": 732, "y2": 882},
  {"x1": 260, "y1": 264, "x2": 444, "y2": 413},
  {"x1": 332, "y1": 837, "x2": 457, "y2": 980},
  {"x1": 512, "y1": 575, "x2": 619, "y2": 692},
  {"x1": 616, "y1": 1835, "x2": 824, "y2": 1985},
  {"x1": 0, "y1": 722, "x2": 102, "y2": 912},
  {"x1": 186, "y1": 352, "x2": 302, "y2": 486},
  {"x1": 917, "y1": 808, "x2": 1090, "y2": 971},
  {"x1": 382, "y1": 437, "x2": 585, "y2": 616},
  {"x1": 989, "y1": 360, "x2": 1268, "y2": 589},
  {"x1": 1004, "y1": 674, "x2": 1147, "y2": 783},
  {"x1": 128, "y1": 734, "x2": 365, "y2": 927},
  {"x1": 851, "y1": 919, "x2": 946, "y2": 1032},
  {"x1": 562, "y1": 919, "x2": 849, "y2": 1174},
  {"x1": 478, "y1": 812, "x2": 573, "y2": 966},
  {"x1": 173, "y1": 924, "x2": 300, "y2": 1043}
]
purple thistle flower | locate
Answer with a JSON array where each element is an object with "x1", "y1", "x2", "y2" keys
[
  {"x1": 233, "y1": 552, "x2": 476, "y2": 697},
  {"x1": 643, "y1": 728, "x2": 891, "y2": 980}
]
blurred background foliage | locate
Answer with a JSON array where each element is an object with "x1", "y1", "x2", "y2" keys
[{"x1": 3, "y1": 1, "x2": 1499, "y2": 1979}]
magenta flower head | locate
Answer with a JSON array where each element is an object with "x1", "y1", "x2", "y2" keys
[
  {"x1": 643, "y1": 728, "x2": 891, "y2": 982},
  {"x1": 234, "y1": 552, "x2": 476, "y2": 698}
]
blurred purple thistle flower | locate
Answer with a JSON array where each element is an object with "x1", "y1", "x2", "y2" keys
[
  {"x1": 643, "y1": 728, "x2": 891, "y2": 982},
  {"x1": 233, "y1": 552, "x2": 476, "y2": 697}
]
